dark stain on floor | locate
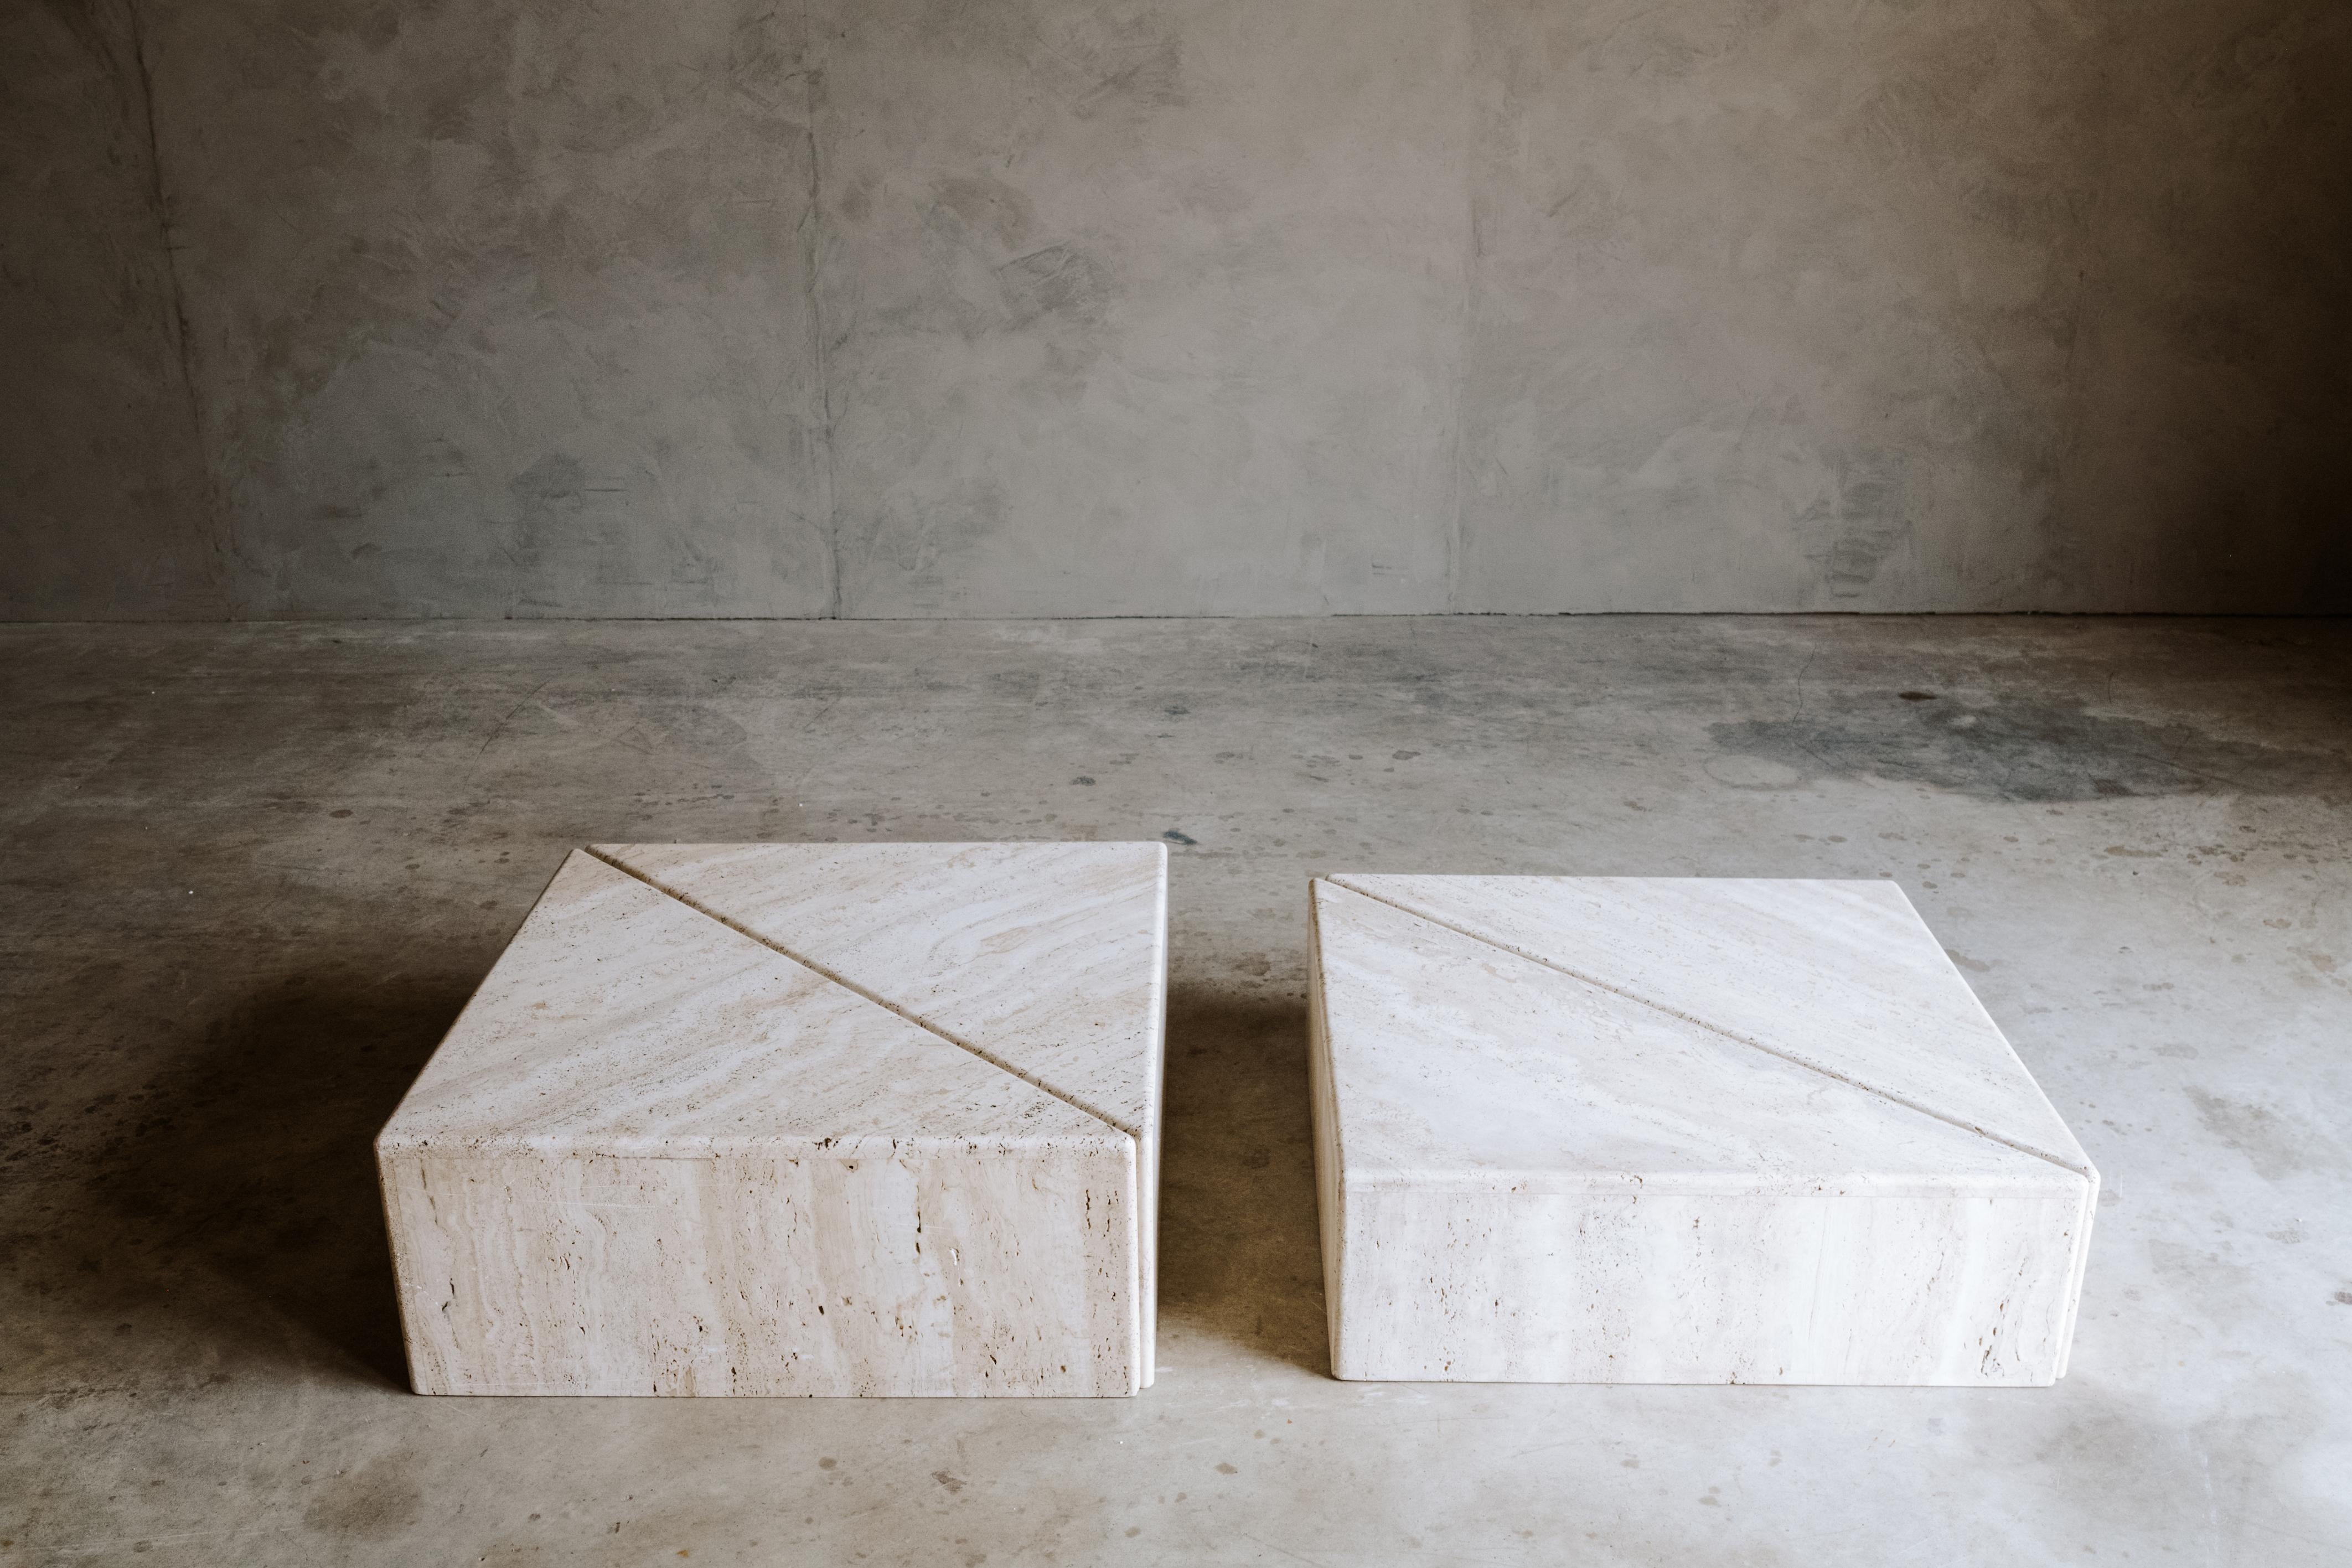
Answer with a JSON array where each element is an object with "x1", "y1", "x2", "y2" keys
[
  {"x1": 303, "y1": 1452, "x2": 428, "y2": 1540},
  {"x1": 1710, "y1": 692, "x2": 2346, "y2": 803}
]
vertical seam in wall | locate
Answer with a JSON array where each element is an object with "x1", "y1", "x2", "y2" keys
[
  {"x1": 798, "y1": 0, "x2": 842, "y2": 618},
  {"x1": 1443, "y1": 228, "x2": 1474, "y2": 614},
  {"x1": 122, "y1": 0, "x2": 233, "y2": 614},
  {"x1": 1442, "y1": 23, "x2": 1477, "y2": 616},
  {"x1": 2048, "y1": 259, "x2": 2096, "y2": 609}
]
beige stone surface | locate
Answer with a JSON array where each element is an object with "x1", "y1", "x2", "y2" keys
[
  {"x1": 1311, "y1": 874, "x2": 2097, "y2": 1385},
  {"x1": 377, "y1": 842, "x2": 1166, "y2": 1396},
  {"x1": 597, "y1": 839, "x2": 1169, "y2": 1385}
]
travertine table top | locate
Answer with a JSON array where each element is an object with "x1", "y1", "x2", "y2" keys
[
  {"x1": 389, "y1": 841, "x2": 1165, "y2": 1156},
  {"x1": 1315, "y1": 874, "x2": 2093, "y2": 1186}
]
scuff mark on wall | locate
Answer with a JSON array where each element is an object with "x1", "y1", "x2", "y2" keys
[
  {"x1": 1803, "y1": 449, "x2": 1912, "y2": 601},
  {"x1": 997, "y1": 245, "x2": 1113, "y2": 332}
]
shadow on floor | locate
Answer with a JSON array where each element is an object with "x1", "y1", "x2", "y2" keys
[
  {"x1": 19, "y1": 966, "x2": 1329, "y2": 1394},
  {"x1": 61, "y1": 970, "x2": 475, "y2": 1392},
  {"x1": 1155, "y1": 982, "x2": 1330, "y2": 1378}
]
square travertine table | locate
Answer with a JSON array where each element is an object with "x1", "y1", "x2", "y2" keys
[
  {"x1": 1309, "y1": 875, "x2": 2097, "y2": 1386},
  {"x1": 377, "y1": 842, "x2": 1166, "y2": 1396}
]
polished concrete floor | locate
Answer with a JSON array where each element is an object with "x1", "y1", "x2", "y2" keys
[{"x1": 3, "y1": 615, "x2": 2348, "y2": 1566}]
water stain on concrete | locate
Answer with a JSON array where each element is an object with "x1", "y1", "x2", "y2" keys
[
  {"x1": 1710, "y1": 694, "x2": 2343, "y2": 803},
  {"x1": 2024, "y1": 1376, "x2": 2330, "y2": 1551},
  {"x1": 303, "y1": 1453, "x2": 426, "y2": 1540},
  {"x1": 2186, "y1": 1088, "x2": 2348, "y2": 1182}
]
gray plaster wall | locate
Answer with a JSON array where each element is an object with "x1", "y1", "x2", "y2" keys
[{"x1": 6, "y1": 0, "x2": 2348, "y2": 618}]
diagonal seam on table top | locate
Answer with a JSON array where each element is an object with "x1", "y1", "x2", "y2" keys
[
  {"x1": 1321, "y1": 876, "x2": 2091, "y2": 1179},
  {"x1": 585, "y1": 846, "x2": 1134, "y2": 1141}
]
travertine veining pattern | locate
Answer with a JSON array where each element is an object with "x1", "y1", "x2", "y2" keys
[
  {"x1": 383, "y1": 1141, "x2": 1139, "y2": 1397},
  {"x1": 387, "y1": 855, "x2": 1085, "y2": 1149},
  {"x1": 1310, "y1": 876, "x2": 2097, "y2": 1386},
  {"x1": 595, "y1": 842, "x2": 1165, "y2": 1135},
  {"x1": 591, "y1": 840, "x2": 1168, "y2": 1385},
  {"x1": 1330, "y1": 873, "x2": 2087, "y2": 1167},
  {"x1": 376, "y1": 843, "x2": 1167, "y2": 1396}
]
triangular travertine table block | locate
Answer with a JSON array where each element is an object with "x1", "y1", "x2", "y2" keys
[
  {"x1": 377, "y1": 842, "x2": 1166, "y2": 1396},
  {"x1": 1309, "y1": 876, "x2": 2097, "y2": 1386}
]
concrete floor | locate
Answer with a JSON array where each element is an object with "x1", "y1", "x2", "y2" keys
[{"x1": 2, "y1": 615, "x2": 2348, "y2": 1566}]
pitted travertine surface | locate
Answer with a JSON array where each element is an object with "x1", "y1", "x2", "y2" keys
[
  {"x1": 593, "y1": 839, "x2": 1169, "y2": 1384},
  {"x1": 375, "y1": 843, "x2": 1166, "y2": 1396},
  {"x1": 1310, "y1": 876, "x2": 2096, "y2": 1385}
]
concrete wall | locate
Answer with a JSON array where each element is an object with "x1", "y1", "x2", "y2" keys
[
  {"x1": 2, "y1": 0, "x2": 229, "y2": 618},
  {"x1": 7, "y1": 0, "x2": 2348, "y2": 618}
]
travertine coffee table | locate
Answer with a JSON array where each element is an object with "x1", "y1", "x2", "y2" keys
[
  {"x1": 1309, "y1": 875, "x2": 2096, "y2": 1386},
  {"x1": 378, "y1": 842, "x2": 1165, "y2": 1396}
]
